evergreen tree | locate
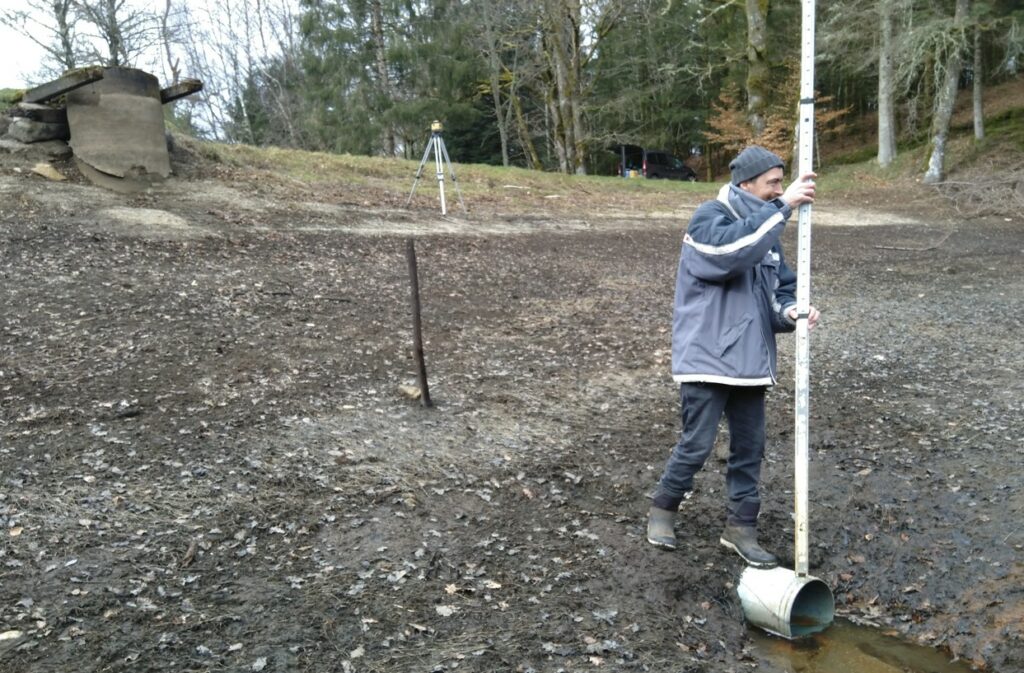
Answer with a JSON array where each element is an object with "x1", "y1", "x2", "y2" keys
[
  {"x1": 299, "y1": 0, "x2": 386, "y2": 154},
  {"x1": 298, "y1": 0, "x2": 488, "y2": 159},
  {"x1": 588, "y1": 0, "x2": 716, "y2": 159}
]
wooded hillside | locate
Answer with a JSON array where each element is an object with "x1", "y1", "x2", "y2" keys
[{"x1": 3, "y1": 0, "x2": 1022, "y2": 182}]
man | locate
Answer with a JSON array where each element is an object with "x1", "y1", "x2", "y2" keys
[{"x1": 647, "y1": 145, "x2": 820, "y2": 568}]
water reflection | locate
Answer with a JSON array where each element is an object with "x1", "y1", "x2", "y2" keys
[{"x1": 747, "y1": 618, "x2": 974, "y2": 673}]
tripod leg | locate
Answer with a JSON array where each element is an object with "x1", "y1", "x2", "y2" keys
[
  {"x1": 405, "y1": 139, "x2": 436, "y2": 208},
  {"x1": 433, "y1": 135, "x2": 447, "y2": 215},
  {"x1": 438, "y1": 139, "x2": 466, "y2": 213}
]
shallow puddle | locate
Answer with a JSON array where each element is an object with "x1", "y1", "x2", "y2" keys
[{"x1": 748, "y1": 618, "x2": 974, "y2": 673}]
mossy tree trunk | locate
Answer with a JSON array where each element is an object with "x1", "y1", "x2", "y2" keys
[
  {"x1": 923, "y1": 0, "x2": 969, "y2": 184},
  {"x1": 877, "y1": 0, "x2": 897, "y2": 167},
  {"x1": 369, "y1": 0, "x2": 396, "y2": 156},
  {"x1": 745, "y1": 0, "x2": 770, "y2": 137},
  {"x1": 972, "y1": 26, "x2": 985, "y2": 141},
  {"x1": 479, "y1": 2, "x2": 511, "y2": 167},
  {"x1": 542, "y1": 0, "x2": 583, "y2": 174}
]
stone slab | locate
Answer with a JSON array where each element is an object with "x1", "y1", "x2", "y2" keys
[{"x1": 66, "y1": 67, "x2": 170, "y2": 180}]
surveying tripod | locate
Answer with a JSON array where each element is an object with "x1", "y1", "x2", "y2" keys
[{"x1": 405, "y1": 120, "x2": 466, "y2": 215}]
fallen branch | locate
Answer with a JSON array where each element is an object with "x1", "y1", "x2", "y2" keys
[{"x1": 930, "y1": 158, "x2": 1024, "y2": 218}]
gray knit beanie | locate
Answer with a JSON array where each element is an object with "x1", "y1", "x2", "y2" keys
[{"x1": 729, "y1": 146, "x2": 785, "y2": 185}]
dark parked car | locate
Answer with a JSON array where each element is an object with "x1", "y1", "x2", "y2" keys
[{"x1": 617, "y1": 145, "x2": 697, "y2": 181}]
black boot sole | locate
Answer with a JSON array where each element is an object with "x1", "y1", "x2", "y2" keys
[{"x1": 719, "y1": 537, "x2": 779, "y2": 568}]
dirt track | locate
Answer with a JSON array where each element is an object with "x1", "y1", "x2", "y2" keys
[{"x1": 0, "y1": 154, "x2": 1022, "y2": 672}]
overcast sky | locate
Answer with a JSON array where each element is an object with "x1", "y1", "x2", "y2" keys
[
  {"x1": 0, "y1": 0, "x2": 172, "y2": 89},
  {"x1": 0, "y1": 1, "x2": 298, "y2": 91},
  {"x1": 0, "y1": 8, "x2": 48, "y2": 89}
]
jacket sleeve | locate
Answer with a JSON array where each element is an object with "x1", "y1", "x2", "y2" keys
[
  {"x1": 770, "y1": 246, "x2": 798, "y2": 333},
  {"x1": 682, "y1": 200, "x2": 788, "y2": 282}
]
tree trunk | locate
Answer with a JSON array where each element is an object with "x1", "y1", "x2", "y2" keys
[
  {"x1": 553, "y1": 22, "x2": 576, "y2": 172},
  {"x1": 56, "y1": 0, "x2": 77, "y2": 70},
  {"x1": 744, "y1": 0, "x2": 769, "y2": 137},
  {"x1": 511, "y1": 91, "x2": 542, "y2": 170},
  {"x1": 567, "y1": 0, "x2": 586, "y2": 175},
  {"x1": 161, "y1": 0, "x2": 180, "y2": 85},
  {"x1": 877, "y1": 0, "x2": 897, "y2": 167},
  {"x1": 546, "y1": 85, "x2": 570, "y2": 173},
  {"x1": 370, "y1": 0, "x2": 395, "y2": 156},
  {"x1": 542, "y1": 0, "x2": 584, "y2": 174},
  {"x1": 923, "y1": 0, "x2": 969, "y2": 185},
  {"x1": 103, "y1": 0, "x2": 124, "y2": 66},
  {"x1": 973, "y1": 26, "x2": 985, "y2": 141},
  {"x1": 480, "y1": 3, "x2": 510, "y2": 166},
  {"x1": 491, "y1": 71, "x2": 511, "y2": 167}
]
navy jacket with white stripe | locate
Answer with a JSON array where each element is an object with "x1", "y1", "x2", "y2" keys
[{"x1": 671, "y1": 184, "x2": 798, "y2": 386}]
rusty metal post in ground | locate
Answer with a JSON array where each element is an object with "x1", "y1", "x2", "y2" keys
[{"x1": 406, "y1": 238, "x2": 433, "y2": 407}]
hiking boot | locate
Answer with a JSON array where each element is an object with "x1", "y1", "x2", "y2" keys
[
  {"x1": 720, "y1": 524, "x2": 778, "y2": 568},
  {"x1": 647, "y1": 506, "x2": 677, "y2": 550}
]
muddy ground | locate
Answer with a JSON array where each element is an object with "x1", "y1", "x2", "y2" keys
[{"x1": 0, "y1": 146, "x2": 1021, "y2": 673}]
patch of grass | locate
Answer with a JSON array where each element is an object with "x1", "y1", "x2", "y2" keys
[
  {"x1": 935, "y1": 106, "x2": 1024, "y2": 175},
  {"x1": 0, "y1": 88, "x2": 23, "y2": 111},
  {"x1": 171, "y1": 87, "x2": 1023, "y2": 216},
  {"x1": 813, "y1": 138, "x2": 938, "y2": 205},
  {"x1": 950, "y1": 75, "x2": 1024, "y2": 128},
  {"x1": 982, "y1": 107, "x2": 1024, "y2": 150},
  {"x1": 827, "y1": 144, "x2": 878, "y2": 166},
  {"x1": 176, "y1": 135, "x2": 716, "y2": 208},
  {"x1": 818, "y1": 99, "x2": 1023, "y2": 188}
]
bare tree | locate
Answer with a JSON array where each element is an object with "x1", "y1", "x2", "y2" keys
[
  {"x1": 539, "y1": 0, "x2": 623, "y2": 174},
  {"x1": 472, "y1": 0, "x2": 515, "y2": 166},
  {"x1": 1004, "y1": 17, "x2": 1022, "y2": 76},
  {"x1": 972, "y1": 25, "x2": 984, "y2": 141},
  {"x1": 923, "y1": 0, "x2": 970, "y2": 185},
  {"x1": 251, "y1": 2, "x2": 305, "y2": 147},
  {"x1": 160, "y1": 0, "x2": 181, "y2": 85},
  {"x1": 369, "y1": 0, "x2": 396, "y2": 156},
  {"x1": 0, "y1": 1, "x2": 80, "y2": 80},
  {"x1": 176, "y1": 0, "x2": 251, "y2": 139},
  {"x1": 470, "y1": 0, "x2": 550, "y2": 170},
  {"x1": 877, "y1": 0, "x2": 898, "y2": 167},
  {"x1": 72, "y1": 0, "x2": 160, "y2": 67},
  {"x1": 541, "y1": 0, "x2": 582, "y2": 173},
  {"x1": 174, "y1": 0, "x2": 302, "y2": 143},
  {"x1": 744, "y1": 0, "x2": 769, "y2": 137},
  {"x1": 819, "y1": 0, "x2": 904, "y2": 168}
]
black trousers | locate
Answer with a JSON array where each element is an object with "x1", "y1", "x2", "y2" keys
[{"x1": 653, "y1": 382, "x2": 767, "y2": 526}]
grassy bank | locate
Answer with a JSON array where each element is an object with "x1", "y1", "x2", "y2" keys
[{"x1": 172, "y1": 76, "x2": 1021, "y2": 219}]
